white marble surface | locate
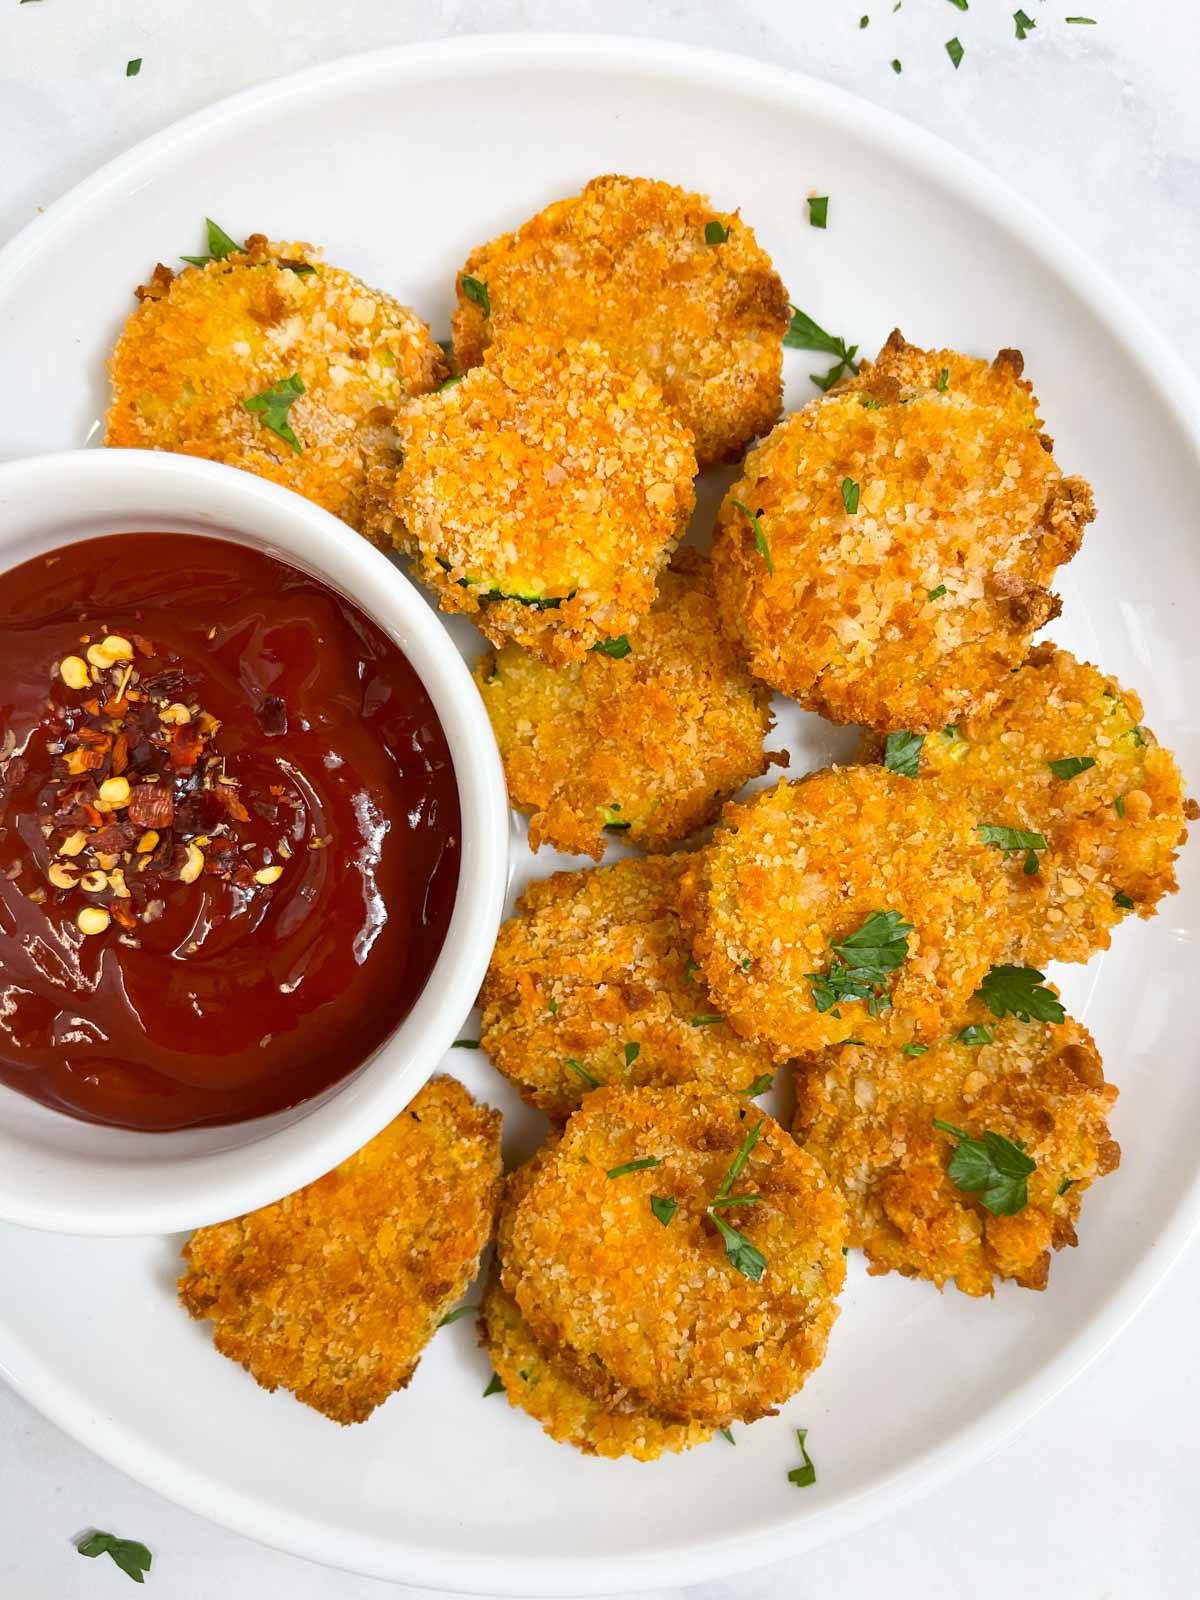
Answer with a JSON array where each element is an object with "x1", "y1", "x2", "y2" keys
[{"x1": 1, "y1": 1, "x2": 1198, "y2": 1595}]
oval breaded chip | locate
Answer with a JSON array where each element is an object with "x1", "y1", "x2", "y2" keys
[
  {"x1": 501, "y1": 1085, "x2": 846, "y2": 1429},
  {"x1": 178, "y1": 1075, "x2": 502, "y2": 1424},
  {"x1": 106, "y1": 236, "x2": 444, "y2": 545},
  {"x1": 793, "y1": 998, "x2": 1119, "y2": 1296},
  {"x1": 861, "y1": 644, "x2": 1193, "y2": 966},
  {"x1": 711, "y1": 332, "x2": 1094, "y2": 731},
  {"x1": 451, "y1": 174, "x2": 789, "y2": 467},
  {"x1": 475, "y1": 548, "x2": 784, "y2": 859},
  {"x1": 480, "y1": 855, "x2": 778, "y2": 1123},
  {"x1": 677, "y1": 766, "x2": 1011, "y2": 1058}
]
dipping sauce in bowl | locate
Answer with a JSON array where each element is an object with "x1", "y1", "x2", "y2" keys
[{"x1": 0, "y1": 531, "x2": 461, "y2": 1132}]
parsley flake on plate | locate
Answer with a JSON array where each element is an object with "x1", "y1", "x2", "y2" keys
[
  {"x1": 1048, "y1": 755, "x2": 1096, "y2": 780},
  {"x1": 933, "y1": 1118, "x2": 1035, "y2": 1215},
  {"x1": 976, "y1": 965, "x2": 1065, "y2": 1025},
  {"x1": 841, "y1": 477, "x2": 860, "y2": 515},
  {"x1": 1114, "y1": 890, "x2": 1135, "y2": 910},
  {"x1": 936, "y1": 367, "x2": 950, "y2": 391},
  {"x1": 927, "y1": 583, "x2": 947, "y2": 600},
  {"x1": 706, "y1": 1120, "x2": 767, "y2": 1281},
  {"x1": 242, "y1": 373, "x2": 305, "y2": 455},
  {"x1": 566, "y1": 1058, "x2": 600, "y2": 1089},
  {"x1": 461, "y1": 275, "x2": 491, "y2": 315},
  {"x1": 705, "y1": 219, "x2": 730, "y2": 244},
  {"x1": 808, "y1": 196, "x2": 829, "y2": 229},
  {"x1": 452, "y1": 1038, "x2": 481, "y2": 1049},
  {"x1": 946, "y1": 36, "x2": 965, "y2": 67},
  {"x1": 691, "y1": 1013, "x2": 724, "y2": 1027},
  {"x1": 891, "y1": 58, "x2": 903, "y2": 72},
  {"x1": 438, "y1": 1304, "x2": 477, "y2": 1327},
  {"x1": 978, "y1": 823, "x2": 1048, "y2": 858},
  {"x1": 787, "y1": 1427, "x2": 817, "y2": 1487},
  {"x1": 1014, "y1": 7, "x2": 1036, "y2": 36},
  {"x1": 957, "y1": 1023, "x2": 993, "y2": 1046},
  {"x1": 783, "y1": 305, "x2": 860, "y2": 390},
  {"x1": 807, "y1": 910, "x2": 914, "y2": 1018},
  {"x1": 730, "y1": 499, "x2": 773, "y2": 574},
  {"x1": 76, "y1": 1531, "x2": 152, "y2": 1585},
  {"x1": 180, "y1": 215, "x2": 242, "y2": 267},
  {"x1": 720, "y1": 1427, "x2": 736, "y2": 1444},
  {"x1": 884, "y1": 729, "x2": 924, "y2": 778},
  {"x1": 483, "y1": 1373, "x2": 504, "y2": 1397},
  {"x1": 607, "y1": 1156, "x2": 662, "y2": 1179},
  {"x1": 592, "y1": 635, "x2": 632, "y2": 659},
  {"x1": 900, "y1": 1042, "x2": 928, "y2": 1056},
  {"x1": 650, "y1": 1195, "x2": 678, "y2": 1227},
  {"x1": 624, "y1": 1042, "x2": 640, "y2": 1067},
  {"x1": 602, "y1": 805, "x2": 630, "y2": 831},
  {"x1": 742, "y1": 1072, "x2": 775, "y2": 1097},
  {"x1": 125, "y1": 57, "x2": 142, "y2": 77}
]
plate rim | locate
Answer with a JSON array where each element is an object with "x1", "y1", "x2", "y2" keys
[{"x1": 1, "y1": 30, "x2": 1198, "y2": 1596}]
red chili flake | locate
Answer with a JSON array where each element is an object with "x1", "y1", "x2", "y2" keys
[
  {"x1": 169, "y1": 726, "x2": 205, "y2": 772},
  {"x1": 211, "y1": 785, "x2": 251, "y2": 824},
  {"x1": 110, "y1": 902, "x2": 139, "y2": 930},
  {"x1": 90, "y1": 822, "x2": 135, "y2": 854},
  {"x1": 127, "y1": 783, "x2": 174, "y2": 828},
  {"x1": 130, "y1": 634, "x2": 156, "y2": 656},
  {"x1": 74, "y1": 727, "x2": 112, "y2": 749},
  {"x1": 110, "y1": 733, "x2": 129, "y2": 776}
]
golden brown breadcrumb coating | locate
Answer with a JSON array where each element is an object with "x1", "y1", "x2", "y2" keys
[
  {"x1": 710, "y1": 331, "x2": 1094, "y2": 731},
  {"x1": 677, "y1": 765, "x2": 1011, "y2": 1059},
  {"x1": 480, "y1": 854, "x2": 777, "y2": 1123},
  {"x1": 106, "y1": 236, "x2": 444, "y2": 545},
  {"x1": 474, "y1": 548, "x2": 784, "y2": 859},
  {"x1": 451, "y1": 174, "x2": 789, "y2": 466},
  {"x1": 793, "y1": 998, "x2": 1119, "y2": 1296},
  {"x1": 501, "y1": 1084, "x2": 845, "y2": 1428},
  {"x1": 178, "y1": 1076, "x2": 502, "y2": 1424},
  {"x1": 480, "y1": 1155, "x2": 711, "y2": 1459},
  {"x1": 860, "y1": 644, "x2": 1193, "y2": 966},
  {"x1": 384, "y1": 330, "x2": 696, "y2": 663}
]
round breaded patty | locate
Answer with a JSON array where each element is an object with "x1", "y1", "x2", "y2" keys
[
  {"x1": 861, "y1": 645, "x2": 1194, "y2": 966},
  {"x1": 106, "y1": 235, "x2": 445, "y2": 545},
  {"x1": 387, "y1": 331, "x2": 696, "y2": 663},
  {"x1": 677, "y1": 766, "x2": 1011, "y2": 1058},
  {"x1": 480, "y1": 855, "x2": 778, "y2": 1123},
  {"x1": 793, "y1": 998, "x2": 1120, "y2": 1296},
  {"x1": 710, "y1": 331, "x2": 1095, "y2": 731},
  {"x1": 501, "y1": 1085, "x2": 846, "y2": 1428},
  {"x1": 474, "y1": 548, "x2": 784, "y2": 859},
  {"x1": 451, "y1": 174, "x2": 789, "y2": 467},
  {"x1": 178, "y1": 1075, "x2": 502, "y2": 1424},
  {"x1": 483, "y1": 1151, "x2": 711, "y2": 1460}
]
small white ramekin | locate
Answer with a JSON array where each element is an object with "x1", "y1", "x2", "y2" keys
[{"x1": 0, "y1": 450, "x2": 509, "y2": 1236}]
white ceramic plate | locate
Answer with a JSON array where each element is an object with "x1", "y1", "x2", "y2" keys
[{"x1": 0, "y1": 34, "x2": 1197, "y2": 1597}]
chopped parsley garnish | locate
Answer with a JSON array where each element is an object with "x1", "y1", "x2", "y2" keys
[
  {"x1": 607, "y1": 1156, "x2": 662, "y2": 1179},
  {"x1": 860, "y1": 13, "x2": 870, "y2": 25},
  {"x1": 548, "y1": 997, "x2": 558, "y2": 1016},
  {"x1": 685, "y1": 958, "x2": 700, "y2": 983},
  {"x1": 1057, "y1": 1176, "x2": 1076, "y2": 1196},
  {"x1": 784, "y1": 305, "x2": 860, "y2": 390},
  {"x1": 566, "y1": 1058, "x2": 600, "y2": 1088},
  {"x1": 934, "y1": 1118, "x2": 1034, "y2": 1215},
  {"x1": 1114, "y1": 890, "x2": 1135, "y2": 910},
  {"x1": 1128, "y1": 726, "x2": 1147, "y2": 747},
  {"x1": 126, "y1": 57, "x2": 142, "y2": 77},
  {"x1": 438, "y1": 374, "x2": 465, "y2": 391},
  {"x1": 243, "y1": 373, "x2": 305, "y2": 455},
  {"x1": 1014, "y1": 8, "x2": 1036, "y2": 36},
  {"x1": 1048, "y1": 755, "x2": 1096, "y2": 780},
  {"x1": 808, "y1": 196, "x2": 829, "y2": 229},
  {"x1": 438, "y1": 1304, "x2": 477, "y2": 1326},
  {"x1": 978, "y1": 823, "x2": 1048, "y2": 858},
  {"x1": 957, "y1": 1023, "x2": 992, "y2": 1046},
  {"x1": 624, "y1": 1042, "x2": 640, "y2": 1067},
  {"x1": 1066, "y1": 15, "x2": 1096, "y2": 21},
  {"x1": 452, "y1": 1038, "x2": 481, "y2": 1049},
  {"x1": 742, "y1": 1073, "x2": 775, "y2": 1097},
  {"x1": 461, "y1": 275, "x2": 491, "y2": 315},
  {"x1": 707, "y1": 1120, "x2": 767, "y2": 1281},
  {"x1": 927, "y1": 583, "x2": 947, "y2": 600},
  {"x1": 181, "y1": 216, "x2": 242, "y2": 267},
  {"x1": 602, "y1": 805, "x2": 631, "y2": 831},
  {"x1": 483, "y1": 1373, "x2": 504, "y2": 1397},
  {"x1": 730, "y1": 500, "x2": 773, "y2": 574},
  {"x1": 650, "y1": 1195, "x2": 678, "y2": 1227},
  {"x1": 976, "y1": 964, "x2": 1065, "y2": 1024},
  {"x1": 891, "y1": 58, "x2": 903, "y2": 72},
  {"x1": 787, "y1": 1428, "x2": 817, "y2": 1488},
  {"x1": 593, "y1": 635, "x2": 632, "y2": 659},
  {"x1": 947, "y1": 0, "x2": 968, "y2": 7},
  {"x1": 946, "y1": 36, "x2": 964, "y2": 68},
  {"x1": 691, "y1": 1013, "x2": 724, "y2": 1027},
  {"x1": 807, "y1": 910, "x2": 914, "y2": 1017},
  {"x1": 720, "y1": 1427, "x2": 736, "y2": 1444},
  {"x1": 1023, "y1": 849, "x2": 1040, "y2": 876},
  {"x1": 883, "y1": 730, "x2": 924, "y2": 778},
  {"x1": 936, "y1": 367, "x2": 950, "y2": 391},
  {"x1": 1114, "y1": 795, "x2": 1126, "y2": 818},
  {"x1": 900, "y1": 1042, "x2": 928, "y2": 1056},
  {"x1": 841, "y1": 477, "x2": 860, "y2": 515},
  {"x1": 705, "y1": 220, "x2": 730, "y2": 245},
  {"x1": 77, "y1": 1531, "x2": 152, "y2": 1585}
]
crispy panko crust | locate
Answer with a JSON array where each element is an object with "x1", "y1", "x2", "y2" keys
[
  {"x1": 793, "y1": 998, "x2": 1120, "y2": 1296},
  {"x1": 178, "y1": 1076, "x2": 502, "y2": 1424},
  {"x1": 106, "y1": 236, "x2": 445, "y2": 545},
  {"x1": 451, "y1": 174, "x2": 789, "y2": 467},
  {"x1": 710, "y1": 331, "x2": 1095, "y2": 731},
  {"x1": 474, "y1": 548, "x2": 785, "y2": 859},
  {"x1": 480, "y1": 1156, "x2": 711, "y2": 1459},
  {"x1": 501, "y1": 1084, "x2": 845, "y2": 1428},
  {"x1": 677, "y1": 765, "x2": 1011, "y2": 1059},
  {"x1": 479, "y1": 854, "x2": 778, "y2": 1123},
  {"x1": 386, "y1": 330, "x2": 696, "y2": 663},
  {"x1": 860, "y1": 644, "x2": 1194, "y2": 966}
]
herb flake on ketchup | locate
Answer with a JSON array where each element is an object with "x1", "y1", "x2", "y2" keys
[{"x1": 0, "y1": 531, "x2": 461, "y2": 1132}]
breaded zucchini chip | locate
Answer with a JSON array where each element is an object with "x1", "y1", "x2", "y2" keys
[
  {"x1": 861, "y1": 645, "x2": 1194, "y2": 966},
  {"x1": 178, "y1": 1075, "x2": 502, "y2": 1423},
  {"x1": 793, "y1": 997, "x2": 1119, "y2": 1295},
  {"x1": 106, "y1": 235, "x2": 444, "y2": 544},
  {"x1": 501, "y1": 1084, "x2": 846, "y2": 1428},
  {"x1": 474, "y1": 549, "x2": 784, "y2": 859},
  {"x1": 677, "y1": 766, "x2": 1010, "y2": 1059},
  {"x1": 451, "y1": 174, "x2": 789, "y2": 466},
  {"x1": 388, "y1": 331, "x2": 696, "y2": 663},
  {"x1": 481, "y1": 1155, "x2": 710, "y2": 1459},
  {"x1": 479, "y1": 854, "x2": 778, "y2": 1123},
  {"x1": 711, "y1": 331, "x2": 1094, "y2": 731}
]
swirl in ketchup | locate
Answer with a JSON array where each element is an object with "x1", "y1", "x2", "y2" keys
[{"x1": 0, "y1": 531, "x2": 460, "y2": 1132}]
